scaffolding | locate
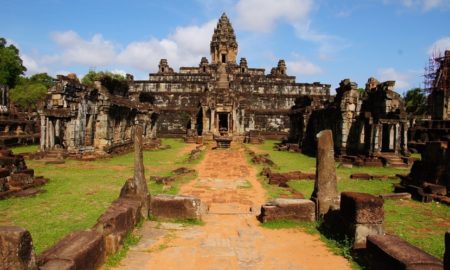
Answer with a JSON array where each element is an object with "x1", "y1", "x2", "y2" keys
[{"x1": 424, "y1": 50, "x2": 450, "y2": 119}]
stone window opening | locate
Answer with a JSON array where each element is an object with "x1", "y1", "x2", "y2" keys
[
  {"x1": 221, "y1": 54, "x2": 226, "y2": 63},
  {"x1": 203, "y1": 66, "x2": 206, "y2": 73},
  {"x1": 241, "y1": 68, "x2": 245, "y2": 73}
]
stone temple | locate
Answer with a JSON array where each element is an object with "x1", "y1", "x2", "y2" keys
[
  {"x1": 38, "y1": 13, "x2": 407, "y2": 161},
  {"x1": 128, "y1": 13, "x2": 330, "y2": 141}
]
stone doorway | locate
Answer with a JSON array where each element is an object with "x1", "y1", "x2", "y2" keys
[
  {"x1": 196, "y1": 109, "x2": 203, "y2": 135},
  {"x1": 381, "y1": 124, "x2": 394, "y2": 152},
  {"x1": 218, "y1": 112, "x2": 229, "y2": 132}
]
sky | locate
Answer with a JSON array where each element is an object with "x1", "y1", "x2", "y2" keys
[{"x1": 1, "y1": 0, "x2": 450, "y2": 94}]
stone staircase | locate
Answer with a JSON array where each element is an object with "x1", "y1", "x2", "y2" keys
[
  {"x1": 216, "y1": 64, "x2": 229, "y2": 89},
  {"x1": 42, "y1": 148, "x2": 66, "y2": 164},
  {"x1": 380, "y1": 153, "x2": 408, "y2": 168}
]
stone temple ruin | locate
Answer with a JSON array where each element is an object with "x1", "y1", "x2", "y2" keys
[
  {"x1": 37, "y1": 13, "x2": 410, "y2": 162},
  {"x1": 38, "y1": 74, "x2": 158, "y2": 157},
  {"x1": 409, "y1": 50, "x2": 450, "y2": 151},
  {"x1": 288, "y1": 77, "x2": 409, "y2": 166}
]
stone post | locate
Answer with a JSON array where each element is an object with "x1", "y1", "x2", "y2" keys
[
  {"x1": 40, "y1": 115, "x2": 46, "y2": 151},
  {"x1": 134, "y1": 123, "x2": 148, "y2": 196},
  {"x1": 0, "y1": 226, "x2": 37, "y2": 270},
  {"x1": 311, "y1": 130, "x2": 340, "y2": 218}
]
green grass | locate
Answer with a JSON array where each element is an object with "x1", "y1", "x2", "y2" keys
[
  {"x1": 250, "y1": 140, "x2": 450, "y2": 260},
  {"x1": 10, "y1": 144, "x2": 39, "y2": 154},
  {"x1": 1, "y1": 139, "x2": 194, "y2": 254},
  {"x1": 103, "y1": 232, "x2": 141, "y2": 269}
]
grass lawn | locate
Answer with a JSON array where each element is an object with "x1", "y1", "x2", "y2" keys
[
  {"x1": 0, "y1": 139, "x2": 195, "y2": 254},
  {"x1": 249, "y1": 140, "x2": 449, "y2": 259}
]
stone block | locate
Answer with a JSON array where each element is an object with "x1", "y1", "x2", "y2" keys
[
  {"x1": 350, "y1": 173, "x2": 372, "y2": 180},
  {"x1": 0, "y1": 177, "x2": 8, "y2": 192},
  {"x1": 379, "y1": 193, "x2": 411, "y2": 200},
  {"x1": 340, "y1": 192, "x2": 384, "y2": 224},
  {"x1": 258, "y1": 198, "x2": 315, "y2": 222},
  {"x1": 351, "y1": 223, "x2": 384, "y2": 249},
  {"x1": 9, "y1": 173, "x2": 34, "y2": 188},
  {"x1": 0, "y1": 168, "x2": 10, "y2": 178},
  {"x1": 445, "y1": 231, "x2": 449, "y2": 270},
  {"x1": 0, "y1": 226, "x2": 37, "y2": 270},
  {"x1": 93, "y1": 197, "x2": 143, "y2": 255},
  {"x1": 150, "y1": 194, "x2": 202, "y2": 221},
  {"x1": 366, "y1": 234, "x2": 443, "y2": 270},
  {"x1": 38, "y1": 230, "x2": 105, "y2": 270},
  {"x1": 424, "y1": 182, "x2": 447, "y2": 196}
]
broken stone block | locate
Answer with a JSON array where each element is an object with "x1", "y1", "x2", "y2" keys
[
  {"x1": 379, "y1": 192, "x2": 411, "y2": 200},
  {"x1": 93, "y1": 198, "x2": 138, "y2": 255},
  {"x1": 258, "y1": 198, "x2": 315, "y2": 223},
  {"x1": 172, "y1": 167, "x2": 195, "y2": 175},
  {"x1": 0, "y1": 168, "x2": 10, "y2": 178},
  {"x1": 340, "y1": 192, "x2": 384, "y2": 224},
  {"x1": 9, "y1": 173, "x2": 34, "y2": 188},
  {"x1": 424, "y1": 182, "x2": 447, "y2": 196},
  {"x1": 311, "y1": 130, "x2": 340, "y2": 218},
  {"x1": 150, "y1": 194, "x2": 202, "y2": 221},
  {"x1": 0, "y1": 177, "x2": 8, "y2": 192},
  {"x1": 350, "y1": 173, "x2": 372, "y2": 180},
  {"x1": 0, "y1": 226, "x2": 37, "y2": 270},
  {"x1": 38, "y1": 230, "x2": 105, "y2": 270},
  {"x1": 366, "y1": 234, "x2": 443, "y2": 270}
]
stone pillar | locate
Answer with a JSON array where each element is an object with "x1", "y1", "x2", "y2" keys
[
  {"x1": 40, "y1": 115, "x2": 46, "y2": 151},
  {"x1": 389, "y1": 125, "x2": 395, "y2": 151},
  {"x1": 311, "y1": 130, "x2": 340, "y2": 218},
  {"x1": 0, "y1": 226, "x2": 37, "y2": 270},
  {"x1": 210, "y1": 109, "x2": 215, "y2": 133},
  {"x1": 49, "y1": 120, "x2": 55, "y2": 148},
  {"x1": 373, "y1": 124, "x2": 381, "y2": 154},
  {"x1": 134, "y1": 123, "x2": 147, "y2": 196}
]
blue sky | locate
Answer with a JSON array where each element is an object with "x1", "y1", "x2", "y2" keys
[{"x1": 1, "y1": 0, "x2": 450, "y2": 93}]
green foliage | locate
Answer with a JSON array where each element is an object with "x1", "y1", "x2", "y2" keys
[
  {"x1": 404, "y1": 88, "x2": 427, "y2": 116},
  {"x1": 81, "y1": 70, "x2": 125, "y2": 85},
  {"x1": 0, "y1": 38, "x2": 27, "y2": 88},
  {"x1": 9, "y1": 75, "x2": 51, "y2": 110}
]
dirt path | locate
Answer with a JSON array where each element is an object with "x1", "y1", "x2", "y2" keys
[{"x1": 114, "y1": 144, "x2": 351, "y2": 270}]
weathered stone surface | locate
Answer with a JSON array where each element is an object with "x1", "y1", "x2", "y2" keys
[
  {"x1": 350, "y1": 173, "x2": 372, "y2": 180},
  {"x1": 9, "y1": 173, "x2": 34, "y2": 188},
  {"x1": 38, "y1": 230, "x2": 105, "y2": 270},
  {"x1": 150, "y1": 194, "x2": 202, "y2": 221},
  {"x1": 311, "y1": 130, "x2": 340, "y2": 218},
  {"x1": 379, "y1": 192, "x2": 411, "y2": 200},
  {"x1": 366, "y1": 234, "x2": 443, "y2": 270},
  {"x1": 258, "y1": 198, "x2": 315, "y2": 222},
  {"x1": 445, "y1": 231, "x2": 450, "y2": 270},
  {"x1": 0, "y1": 226, "x2": 37, "y2": 270},
  {"x1": 93, "y1": 197, "x2": 142, "y2": 255},
  {"x1": 172, "y1": 167, "x2": 195, "y2": 175},
  {"x1": 352, "y1": 223, "x2": 385, "y2": 249},
  {"x1": 424, "y1": 182, "x2": 447, "y2": 196},
  {"x1": 340, "y1": 192, "x2": 384, "y2": 224}
]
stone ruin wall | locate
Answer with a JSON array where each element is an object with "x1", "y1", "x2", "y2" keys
[
  {"x1": 39, "y1": 75, "x2": 157, "y2": 156},
  {"x1": 290, "y1": 78, "x2": 408, "y2": 158}
]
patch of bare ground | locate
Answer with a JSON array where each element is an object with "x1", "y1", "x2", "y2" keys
[{"x1": 114, "y1": 144, "x2": 351, "y2": 270}]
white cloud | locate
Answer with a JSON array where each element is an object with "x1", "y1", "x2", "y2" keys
[
  {"x1": 118, "y1": 20, "x2": 216, "y2": 71},
  {"x1": 235, "y1": 0, "x2": 314, "y2": 32},
  {"x1": 385, "y1": 0, "x2": 450, "y2": 10},
  {"x1": 50, "y1": 31, "x2": 117, "y2": 66},
  {"x1": 377, "y1": 67, "x2": 412, "y2": 90},
  {"x1": 21, "y1": 54, "x2": 48, "y2": 75},
  {"x1": 286, "y1": 59, "x2": 322, "y2": 76},
  {"x1": 428, "y1": 37, "x2": 450, "y2": 55}
]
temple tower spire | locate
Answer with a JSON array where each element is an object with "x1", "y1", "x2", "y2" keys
[{"x1": 210, "y1": 13, "x2": 238, "y2": 64}]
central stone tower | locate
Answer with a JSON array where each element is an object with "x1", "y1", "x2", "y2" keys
[{"x1": 210, "y1": 13, "x2": 238, "y2": 65}]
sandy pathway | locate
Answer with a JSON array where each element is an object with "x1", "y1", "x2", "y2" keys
[{"x1": 114, "y1": 144, "x2": 351, "y2": 270}]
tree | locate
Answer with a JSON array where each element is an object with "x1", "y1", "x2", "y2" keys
[
  {"x1": 81, "y1": 70, "x2": 125, "y2": 85},
  {"x1": 403, "y1": 88, "x2": 427, "y2": 116},
  {"x1": 9, "y1": 73, "x2": 55, "y2": 111},
  {"x1": 0, "y1": 38, "x2": 27, "y2": 88}
]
